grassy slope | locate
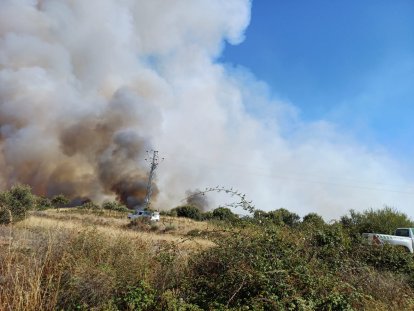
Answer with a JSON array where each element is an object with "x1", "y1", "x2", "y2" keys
[
  {"x1": 0, "y1": 210, "x2": 212, "y2": 311},
  {"x1": 1, "y1": 209, "x2": 414, "y2": 310}
]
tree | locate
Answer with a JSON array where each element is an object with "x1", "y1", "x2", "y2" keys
[
  {"x1": 81, "y1": 201, "x2": 100, "y2": 210},
  {"x1": 35, "y1": 196, "x2": 52, "y2": 210},
  {"x1": 172, "y1": 205, "x2": 202, "y2": 220},
  {"x1": 267, "y1": 208, "x2": 301, "y2": 227},
  {"x1": 212, "y1": 207, "x2": 237, "y2": 221},
  {"x1": 51, "y1": 194, "x2": 69, "y2": 210},
  {"x1": 253, "y1": 209, "x2": 268, "y2": 219},
  {"x1": 0, "y1": 184, "x2": 34, "y2": 224},
  {"x1": 302, "y1": 212, "x2": 325, "y2": 227},
  {"x1": 102, "y1": 201, "x2": 129, "y2": 213},
  {"x1": 340, "y1": 207, "x2": 414, "y2": 236}
]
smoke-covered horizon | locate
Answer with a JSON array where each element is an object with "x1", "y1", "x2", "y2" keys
[{"x1": 1, "y1": 0, "x2": 413, "y2": 219}]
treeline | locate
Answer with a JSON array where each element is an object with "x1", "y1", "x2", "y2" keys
[
  {"x1": 0, "y1": 184, "x2": 129, "y2": 224},
  {"x1": 166, "y1": 203, "x2": 414, "y2": 237}
]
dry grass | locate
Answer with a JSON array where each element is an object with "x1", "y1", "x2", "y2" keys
[
  {"x1": 36, "y1": 209, "x2": 211, "y2": 233},
  {"x1": 27, "y1": 209, "x2": 214, "y2": 248},
  {"x1": 23, "y1": 214, "x2": 214, "y2": 250},
  {"x1": 0, "y1": 210, "x2": 215, "y2": 310}
]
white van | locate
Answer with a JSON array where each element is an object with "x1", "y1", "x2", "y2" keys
[{"x1": 128, "y1": 210, "x2": 160, "y2": 222}]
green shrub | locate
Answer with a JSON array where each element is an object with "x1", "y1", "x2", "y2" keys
[
  {"x1": 211, "y1": 207, "x2": 237, "y2": 222},
  {"x1": 317, "y1": 291, "x2": 354, "y2": 311},
  {"x1": 0, "y1": 184, "x2": 34, "y2": 224},
  {"x1": 51, "y1": 194, "x2": 69, "y2": 209},
  {"x1": 0, "y1": 206, "x2": 12, "y2": 224},
  {"x1": 35, "y1": 196, "x2": 52, "y2": 210},
  {"x1": 158, "y1": 290, "x2": 203, "y2": 311},
  {"x1": 356, "y1": 243, "x2": 414, "y2": 275},
  {"x1": 302, "y1": 212, "x2": 325, "y2": 227},
  {"x1": 118, "y1": 281, "x2": 155, "y2": 311},
  {"x1": 80, "y1": 201, "x2": 100, "y2": 210},
  {"x1": 172, "y1": 205, "x2": 202, "y2": 220},
  {"x1": 270, "y1": 208, "x2": 300, "y2": 226},
  {"x1": 161, "y1": 209, "x2": 178, "y2": 217},
  {"x1": 184, "y1": 226, "x2": 349, "y2": 309},
  {"x1": 310, "y1": 224, "x2": 352, "y2": 270},
  {"x1": 253, "y1": 208, "x2": 300, "y2": 227},
  {"x1": 313, "y1": 225, "x2": 348, "y2": 248},
  {"x1": 341, "y1": 207, "x2": 414, "y2": 236},
  {"x1": 102, "y1": 200, "x2": 129, "y2": 212},
  {"x1": 200, "y1": 211, "x2": 213, "y2": 221}
]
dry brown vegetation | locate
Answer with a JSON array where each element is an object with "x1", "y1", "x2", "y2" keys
[
  {"x1": 28, "y1": 209, "x2": 214, "y2": 246},
  {"x1": 2, "y1": 204, "x2": 414, "y2": 310},
  {"x1": 0, "y1": 209, "x2": 213, "y2": 311}
]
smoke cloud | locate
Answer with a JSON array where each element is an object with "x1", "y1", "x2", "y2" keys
[
  {"x1": 1, "y1": 0, "x2": 413, "y2": 218},
  {"x1": 185, "y1": 189, "x2": 210, "y2": 212}
]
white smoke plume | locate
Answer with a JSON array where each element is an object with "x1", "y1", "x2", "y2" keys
[{"x1": 1, "y1": 0, "x2": 413, "y2": 218}]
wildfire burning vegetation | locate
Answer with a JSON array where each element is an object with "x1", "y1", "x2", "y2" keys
[
  {"x1": 2, "y1": 1, "x2": 414, "y2": 309},
  {"x1": 1, "y1": 85, "x2": 156, "y2": 207},
  {"x1": 0, "y1": 0, "x2": 166, "y2": 208}
]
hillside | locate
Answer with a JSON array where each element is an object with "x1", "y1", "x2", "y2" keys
[{"x1": 1, "y1": 201, "x2": 414, "y2": 310}]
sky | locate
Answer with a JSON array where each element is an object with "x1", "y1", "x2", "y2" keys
[{"x1": 221, "y1": 0, "x2": 414, "y2": 161}]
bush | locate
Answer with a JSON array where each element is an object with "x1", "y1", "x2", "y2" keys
[
  {"x1": 0, "y1": 184, "x2": 34, "y2": 224},
  {"x1": 35, "y1": 196, "x2": 52, "y2": 210},
  {"x1": 51, "y1": 194, "x2": 69, "y2": 209},
  {"x1": 102, "y1": 200, "x2": 129, "y2": 212},
  {"x1": 313, "y1": 225, "x2": 348, "y2": 248},
  {"x1": 253, "y1": 209, "x2": 267, "y2": 219},
  {"x1": 159, "y1": 290, "x2": 202, "y2": 311},
  {"x1": 355, "y1": 242, "x2": 414, "y2": 275},
  {"x1": 80, "y1": 201, "x2": 101, "y2": 211},
  {"x1": 172, "y1": 205, "x2": 202, "y2": 220},
  {"x1": 200, "y1": 211, "x2": 213, "y2": 221},
  {"x1": 118, "y1": 281, "x2": 155, "y2": 310},
  {"x1": 310, "y1": 224, "x2": 352, "y2": 270},
  {"x1": 254, "y1": 208, "x2": 300, "y2": 227},
  {"x1": 183, "y1": 225, "x2": 360, "y2": 310},
  {"x1": 341, "y1": 207, "x2": 414, "y2": 237},
  {"x1": 211, "y1": 207, "x2": 237, "y2": 222},
  {"x1": 302, "y1": 212, "x2": 325, "y2": 227},
  {"x1": 0, "y1": 206, "x2": 12, "y2": 224}
]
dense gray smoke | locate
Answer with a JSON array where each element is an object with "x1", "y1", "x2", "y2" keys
[
  {"x1": 1, "y1": 0, "x2": 413, "y2": 218},
  {"x1": 0, "y1": 0, "x2": 167, "y2": 206},
  {"x1": 185, "y1": 189, "x2": 210, "y2": 211}
]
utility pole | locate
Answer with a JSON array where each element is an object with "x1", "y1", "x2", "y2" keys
[{"x1": 141, "y1": 150, "x2": 162, "y2": 211}]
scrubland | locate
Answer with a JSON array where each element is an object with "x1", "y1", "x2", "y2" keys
[
  {"x1": 1, "y1": 187, "x2": 414, "y2": 310},
  {"x1": 0, "y1": 209, "x2": 212, "y2": 311}
]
